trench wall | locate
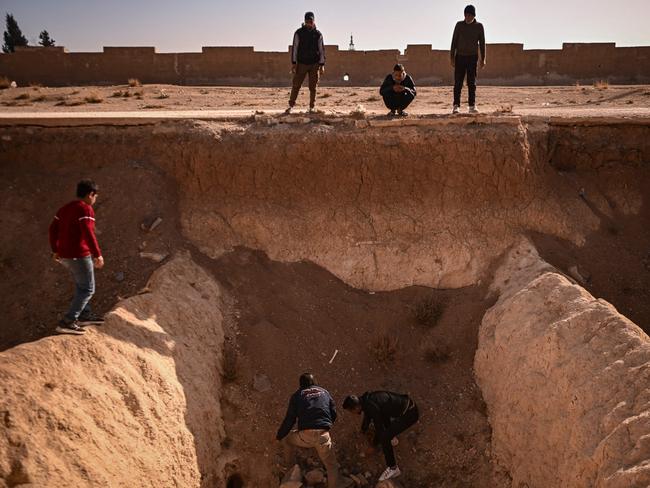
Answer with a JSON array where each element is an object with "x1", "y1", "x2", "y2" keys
[
  {"x1": 475, "y1": 239, "x2": 650, "y2": 488},
  {"x1": 1, "y1": 42, "x2": 649, "y2": 87},
  {"x1": 0, "y1": 255, "x2": 230, "y2": 487}
]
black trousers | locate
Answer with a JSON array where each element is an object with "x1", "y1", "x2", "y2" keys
[
  {"x1": 378, "y1": 404, "x2": 419, "y2": 467},
  {"x1": 453, "y1": 54, "x2": 478, "y2": 106},
  {"x1": 383, "y1": 91, "x2": 415, "y2": 111}
]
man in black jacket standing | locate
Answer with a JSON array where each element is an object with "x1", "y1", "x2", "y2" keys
[
  {"x1": 379, "y1": 64, "x2": 416, "y2": 117},
  {"x1": 450, "y1": 4, "x2": 486, "y2": 114},
  {"x1": 277, "y1": 373, "x2": 341, "y2": 488},
  {"x1": 286, "y1": 11, "x2": 326, "y2": 114},
  {"x1": 343, "y1": 391, "x2": 419, "y2": 482}
]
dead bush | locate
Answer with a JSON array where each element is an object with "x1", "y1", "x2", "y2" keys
[
  {"x1": 594, "y1": 80, "x2": 609, "y2": 90},
  {"x1": 221, "y1": 343, "x2": 239, "y2": 382},
  {"x1": 424, "y1": 344, "x2": 451, "y2": 364},
  {"x1": 0, "y1": 76, "x2": 11, "y2": 89},
  {"x1": 370, "y1": 333, "x2": 399, "y2": 363},
  {"x1": 128, "y1": 78, "x2": 141, "y2": 87},
  {"x1": 413, "y1": 296, "x2": 444, "y2": 327},
  {"x1": 84, "y1": 93, "x2": 103, "y2": 104}
]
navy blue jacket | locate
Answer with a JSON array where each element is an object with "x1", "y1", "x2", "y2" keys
[{"x1": 276, "y1": 386, "x2": 337, "y2": 440}]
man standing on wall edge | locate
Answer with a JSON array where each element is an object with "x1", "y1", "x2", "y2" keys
[
  {"x1": 286, "y1": 11, "x2": 326, "y2": 114},
  {"x1": 450, "y1": 4, "x2": 486, "y2": 114}
]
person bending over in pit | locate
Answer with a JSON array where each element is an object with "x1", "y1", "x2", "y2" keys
[
  {"x1": 379, "y1": 64, "x2": 416, "y2": 117},
  {"x1": 285, "y1": 11, "x2": 326, "y2": 114},
  {"x1": 49, "y1": 179, "x2": 105, "y2": 335},
  {"x1": 343, "y1": 391, "x2": 419, "y2": 482},
  {"x1": 277, "y1": 373, "x2": 344, "y2": 488},
  {"x1": 450, "y1": 4, "x2": 486, "y2": 114}
]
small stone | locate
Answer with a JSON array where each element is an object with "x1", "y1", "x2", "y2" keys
[
  {"x1": 149, "y1": 217, "x2": 163, "y2": 232},
  {"x1": 304, "y1": 469, "x2": 325, "y2": 486},
  {"x1": 568, "y1": 265, "x2": 587, "y2": 285},
  {"x1": 253, "y1": 373, "x2": 272, "y2": 392},
  {"x1": 139, "y1": 252, "x2": 168, "y2": 263},
  {"x1": 114, "y1": 271, "x2": 125, "y2": 282},
  {"x1": 280, "y1": 464, "x2": 302, "y2": 488}
]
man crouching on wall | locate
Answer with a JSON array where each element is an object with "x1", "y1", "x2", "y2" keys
[{"x1": 379, "y1": 64, "x2": 417, "y2": 117}]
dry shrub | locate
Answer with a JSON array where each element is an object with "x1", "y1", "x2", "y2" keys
[
  {"x1": 32, "y1": 95, "x2": 47, "y2": 102},
  {"x1": 350, "y1": 104, "x2": 367, "y2": 119},
  {"x1": 55, "y1": 99, "x2": 84, "y2": 107},
  {"x1": 413, "y1": 296, "x2": 444, "y2": 327},
  {"x1": 424, "y1": 344, "x2": 451, "y2": 364},
  {"x1": 141, "y1": 104, "x2": 165, "y2": 109},
  {"x1": 0, "y1": 76, "x2": 11, "y2": 89},
  {"x1": 156, "y1": 89, "x2": 169, "y2": 99},
  {"x1": 221, "y1": 343, "x2": 239, "y2": 382},
  {"x1": 371, "y1": 333, "x2": 399, "y2": 363},
  {"x1": 128, "y1": 78, "x2": 141, "y2": 87},
  {"x1": 366, "y1": 95, "x2": 380, "y2": 102},
  {"x1": 496, "y1": 104, "x2": 513, "y2": 114},
  {"x1": 594, "y1": 80, "x2": 609, "y2": 90},
  {"x1": 133, "y1": 90, "x2": 143, "y2": 97},
  {"x1": 111, "y1": 90, "x2": 132, "y2": 98},
  {"x1": 84, "y1": 93, "x2": 103, "y2": 103},
  {"x1": 319, "y1": 92, "x2": 332, "y2": 98},
  {"x1": 14, "y1": 93, "x2": 30, "y2": 100}
]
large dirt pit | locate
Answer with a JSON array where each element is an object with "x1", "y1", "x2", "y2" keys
[{"x1": 1, "y1": 114, "x2": 649, "y2": 488}]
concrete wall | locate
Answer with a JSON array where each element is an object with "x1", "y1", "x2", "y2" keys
[{"x1": 0, "y1": 42, "x2": 649, "y2": 86}]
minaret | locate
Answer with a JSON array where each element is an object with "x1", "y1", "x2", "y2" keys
[{"x1": 349, "y1": 34, "x2": 355, "y2": 51}]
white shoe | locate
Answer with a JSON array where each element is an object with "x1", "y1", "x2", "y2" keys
[
  {"x1": 452, "y1": 105, "x2": 460, "y2": 114},
  {"x1": 469, "y1": 105, "x2": 479, "y2": 113},
  {"x1": 284, "y1": 106, "x2": 292, "y2": 114},
  {"x1": 391, "y1": 437, "x2": 399, "y2": 446},
  {"x1": 379, "y1": 466, "x2": 401, "y2": 481}
]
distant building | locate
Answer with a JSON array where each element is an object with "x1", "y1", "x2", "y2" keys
[{"x1": 349, "y1": 35, "x2": 355, "y2": 51}]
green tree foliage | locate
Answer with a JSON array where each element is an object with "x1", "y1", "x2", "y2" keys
[
  {"x1": 2, "y1": 13, "x2": 28, "y2": 53},
  {"x1": 39, "y1": 30, "x2": 55, "y2": 47}
]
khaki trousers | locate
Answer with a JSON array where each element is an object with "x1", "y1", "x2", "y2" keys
[
  {"x1": 284, "y1": 429, "x2": 339, "y2": 488},
  {"x1": 289, "y1": 63, "x2": 320, "y2": 108}
]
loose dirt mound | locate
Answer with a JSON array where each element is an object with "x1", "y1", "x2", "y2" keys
[
  {"x1": 1, "y1": 254, "x2": 226, "y2": 487},
  {"x1": 475, "y1": 239, "x2": 650, "y2": 488}
]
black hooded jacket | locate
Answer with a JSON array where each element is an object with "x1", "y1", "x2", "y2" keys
[
  {"x1": 379, "y1": 73, "x2": 416, "y2": 98},
  {"x1": 360, "y1": 391, "x2": 412, "y2": 444}
]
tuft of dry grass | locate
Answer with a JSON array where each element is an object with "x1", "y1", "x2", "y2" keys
[
  {"x1": 221, "y1": 343, "x2": 239, "y2": 382},
  {"x1": 55, "y1": 99, "x2": 85, "y2": 107},
  {"x1": 370, "y1": 333, "x2": 399, "y2": 363},
  {"x1": 424, "y1": 344, "x2": 451, "y2": 364},
  {"x1": 0, "y1": 76, "x2": 11, "y2": 89},
  {"x1": 413, "y1": 296, "x2": 444, "y2": 327},
  {"x1": 156, "y1": 89, "x2": 169, "y2": 99},
  {"x1": 111, "y1": 90, "x2": 132, "y2": 98},
  {"x1": 32, "y1": 95, "x2": 47, "y2": 102},
  {"x1": 128, "y1": 78, "x2": 141, "y2": 87},
  {"x1": 594, "y1": 80, "x2": 609, "y2": 90},
  {"x1": 14, "y1": 93, "x2": 30, "y2": 100},
  {"x1": 318, "y1": 92, "x2": 332, "y2": 98},
  {"x1": 496, "y1": 104, "x2": 513, "y2": 114},
  {"x1": 84, "y1": 93, "x2": 103, "y2": 104},
  {"x1": 366, "y1": 95, "x2": 380, "y2": 102},
  {"x1": 141, "y1": 104, "x2": 165, "y2": 109}
]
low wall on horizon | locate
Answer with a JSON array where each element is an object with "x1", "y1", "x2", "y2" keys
[{"x1": 1, "y1": 42, "x2": 649, "y2": 87}]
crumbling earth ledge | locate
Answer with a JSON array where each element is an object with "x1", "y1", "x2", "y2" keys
[
  {"x1": 475, "y1": 238, "x2": 650, "y2": 488},
  {"x1": 0, "y1": 254, "x2": 228, "y2": 487}
]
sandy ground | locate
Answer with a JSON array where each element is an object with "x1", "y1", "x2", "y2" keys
[{"x1": 1, "y1": 83, "x2": 650, "y2": 116}]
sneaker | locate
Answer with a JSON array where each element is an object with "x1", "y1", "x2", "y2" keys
[
  {"x1": 55, "y1": 321, "x2": 85, "y2": 335},
  {"x1": 284, "y1": 106, "x2": 293, "y2": 114},
  {"x1": 452, "y1": 105, "x2": 460, "y2": 114},
  {"x1": 469, "y1": 105, "x2": 479, "y2": 113},
  {"x1": 379, "y1": 466, "x2": 401, "y2": 481},
  {"x1": 398, "y1": 110, "x2": 408, "y2": 117},
  {"x1": 391, "y1": 437, "x2": 399, "y2": 446},
  {"x1": 78, "y1": 313, "x2": 104, "y2": 326},
  {"x1": 387, "y1": 110, "x2": 396, "y2": 117},
  {"x1": 308, "y1": 107, "x2": 317, "y2": 114}
]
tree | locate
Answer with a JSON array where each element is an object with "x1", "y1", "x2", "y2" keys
[
  {"x1": 39, "y1": 30, "x2": 55, "y2": 47},
  {"x1": 2, "y1": 14, "x2": 28, "y2": 53}
]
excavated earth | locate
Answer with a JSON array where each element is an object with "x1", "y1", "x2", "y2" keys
[{"x1": 0, "y1": 114, "x2": 649, "y2": 488}]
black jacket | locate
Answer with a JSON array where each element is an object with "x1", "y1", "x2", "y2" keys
[
  {"x1": 291, "y1": 25, "x2": 326, "y2": 65},
  {"x1": 379, "y1": 74, "x2": 416, "y2": 98},
  {"x1": 276, "y1": 385, "x2": 337, "y2": 440},
  {"x1": 360, "y1": 391, "x2": 412, "y2": 444}
]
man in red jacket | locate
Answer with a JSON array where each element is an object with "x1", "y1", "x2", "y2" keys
[{"x1": 49, "y1": 180, "x2": 105, "y2": 335}]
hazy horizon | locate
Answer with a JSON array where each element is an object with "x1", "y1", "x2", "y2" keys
[{"x1": 2, "y1": 0, "x2": 649, "y2": 54}]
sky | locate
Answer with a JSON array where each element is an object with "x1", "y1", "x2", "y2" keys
[{"x1": 2, "y1": 0, "x2": 649, "y2": 53}]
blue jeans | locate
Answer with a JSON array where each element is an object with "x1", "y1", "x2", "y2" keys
[{"x1": 61, "y1": 256, "x2": 95, "y2": 323}]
